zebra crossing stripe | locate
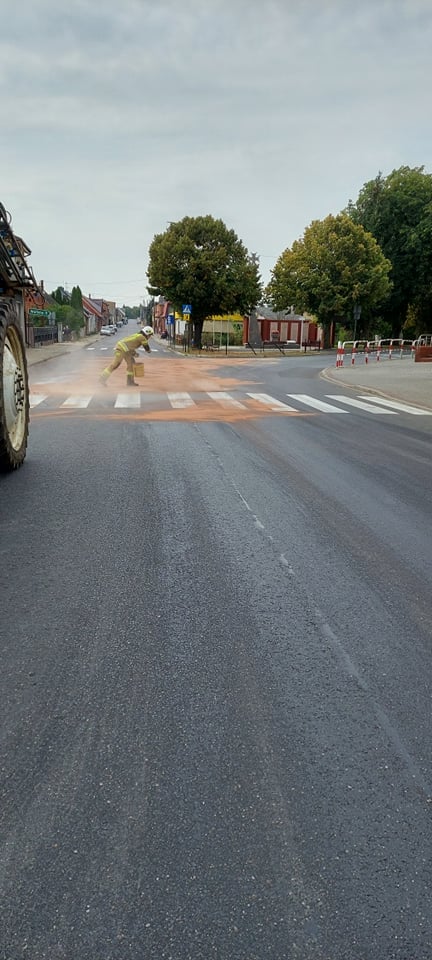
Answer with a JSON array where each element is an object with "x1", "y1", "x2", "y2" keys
[
  {"x1": 326, "y1": 395, "x2": 397, "y2": 414},
  {"x1": 62, "y1": 396, "x2": 92, "y2": 408},
  {"x1": 247, "y1": 392, "x2": 298, "y2": 411},
  {"x1": 207, "y1": 392, "x2": 246, "y2": 409},
  {"x1": 168, "y1": 392, "x2": 195, "y2": 408},
  {"x1": 357, "y1": 396, "x2": 432, "y2": 415},
  {"x1": 114, "y1": 393, "x2": 141, "y2": 408},
  {"x1": 287, "y1": 394, "x2": 348, "y2": 413},
  {"x1": 28, "y1": 391, "x2": 425, "y2": 417}
]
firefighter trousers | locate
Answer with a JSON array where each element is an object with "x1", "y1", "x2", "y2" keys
[{"x1": 100, "y1": 349, "x2": 136, "y2": 384}]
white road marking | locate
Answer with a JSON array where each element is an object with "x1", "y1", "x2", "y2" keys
[
  {"x1": 30, "y1": 394, "x2": 48, "y2": 408},
  {"x1": 28, "y1": 391, "x2": 424, "y2": 419},
  {"x1": 167, "y1": 392, "x2": 195, "y2": 408},
  {"x1": 86, "y1": 347, "x2": 95, "y2": 351},
  {"x1": 280, "y1": 553, "x2": 295, "y2": 575},
  {"x1": 326, "y1": 395, "x2": 397, "y2": 414},
  {"x1": 114, "y1": 393, "x2": 141, "y2": 408},
  {"x1": 287, "y1": 394, "x2": 348, "y2": 413},
  {"x1": 246, "y1": 392, "x2": 298, "y2": 411},
  {"x1": 207, "y1": 391, "x2": 246, "y2": 409},
  {"x1": 357, "y1": 396, "x2": 432, "y2": 415},
  {"x1": 62, "y1": 396, "x2": 92, "y2": 408},
  {"x1": 100, "y1": 346, "x2": 108, "y2": 351}
]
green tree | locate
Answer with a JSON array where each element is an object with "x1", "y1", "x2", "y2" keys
[
  {"x1": 52, "y1": 303, "x2": 75, "y2": 330},
  {"x1": 266, "y1": 214, "x2": 392, "y2": 346},
  {"x1": 68, "y1": 285, "x2": 85, "y2": 334},
  {"x1": 50, "y1": 286, "x2": 84, "y2": 335},
  {"x1": 69, "y1": 286, "x2": 85, "y2": 334},
  {"x1": 147, "y1": 215, "x2": 262, "y2": 348},
  {"x1": 70, "y1": 285, "x2": 83, "y2": 312},
  {"x1": 51, "y1": 286, "x2": 68, "y2": 304},
  {"x1": 122, "y1": 305, "x2": 141, "y2": 319},
  {"x1": 347, "y1": 166, "x2": 432, "y2": 336},
  {"x1": 145, "y1": 298, "x2": 154, "y2": 324}
]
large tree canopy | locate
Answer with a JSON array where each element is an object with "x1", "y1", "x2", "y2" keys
[
  {"x1": 266, "y1": 214, "x2": 392, "y2": 344},
  {"x1": 122, "y1": 305, "x2": 140, "y2": 319},
  {"x1": 347, "y1": 166, "x2": 432, "y2": 335},
  {"x1": 51, "y1": 284, "x2": 85, "y2": 334},
  {"x1": 147, "y1": 215, "x2": 262, "y2": 348}
]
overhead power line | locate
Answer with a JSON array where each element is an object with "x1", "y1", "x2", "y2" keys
[{"x1": 45, "y1": 278, "x2": 147, "y2": 286}]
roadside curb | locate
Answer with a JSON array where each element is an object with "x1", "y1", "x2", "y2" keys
[{"x1": 162, "y1": 346, "x2": 335, "y2": 361}]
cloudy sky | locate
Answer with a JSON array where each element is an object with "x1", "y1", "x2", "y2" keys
[{"x1": 2, "y1": 0, "x2": 431, "y2": 306}]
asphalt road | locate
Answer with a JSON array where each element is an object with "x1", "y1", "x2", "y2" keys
[{"x1": 1, "y1": 345, "x2": 432, "y2": 959}]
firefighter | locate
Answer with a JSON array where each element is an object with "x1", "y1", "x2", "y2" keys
[{"x1": 99, "y1": 326, "x2": 154, "y2": 386}]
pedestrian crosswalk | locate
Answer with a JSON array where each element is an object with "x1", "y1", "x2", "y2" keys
[
  {"x1": 167, "y1": 392, "x2": 196, "y2": 409},
  {"x1": 325, "y1": 394, "x2": 397, "y2": 414},
  {"x1": 29, "y1": 390, "x2": 432, "y2": 417},
  {"x1": 61, "y1": 395, "x2": 93, "y2": 409},
  {"x1": 247, "y1": 393, "x2": 298, "y2": 411},
  {"x1": 114, "y1": 392, "x2": 141, "y2": 409},
  {"x1": 287, "y1": 394, "x2": 348, "y2": 413}
]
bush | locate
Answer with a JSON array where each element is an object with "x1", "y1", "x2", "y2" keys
[{"x1": 335, "y1": 324, "x2": 351, "y2": 343}]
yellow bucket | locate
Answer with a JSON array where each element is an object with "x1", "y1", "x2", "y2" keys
[{"x1": 133, "y1": 362, "x2": 145, "y2": 378}]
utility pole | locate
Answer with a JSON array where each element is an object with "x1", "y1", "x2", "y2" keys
[{"x1": 353, "y1": 303, "x2": 362, "y2": 341}]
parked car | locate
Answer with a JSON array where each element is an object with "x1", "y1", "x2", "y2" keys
[{"x1": 100, "y1": 325, "x2": 115, "y2": 336}]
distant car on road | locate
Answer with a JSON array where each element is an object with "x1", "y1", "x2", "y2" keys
[{"x1": 100, "y1": 325, "x2": 115, "y2": 336}]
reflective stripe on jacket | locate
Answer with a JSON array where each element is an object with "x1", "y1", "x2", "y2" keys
[{"x1": 117, "y1": 333, "x2": 149, "y2": 353}]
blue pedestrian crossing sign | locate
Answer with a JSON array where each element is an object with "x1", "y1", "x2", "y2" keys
[{"x1": 182, "y1": 303, "x2": 192, "y2": 315}]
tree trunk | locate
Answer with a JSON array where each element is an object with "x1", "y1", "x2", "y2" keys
[
  {"x1": 193, "y1": 318, "x2": 204, "y2": 349},
  {"x1": 322, "y1": 323, "x2": 331, "y2": 349},
  {"x1": 185, "y1": 321, "x2": 193, "y2": 349}
]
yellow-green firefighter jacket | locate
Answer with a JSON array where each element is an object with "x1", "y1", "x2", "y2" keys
[{"x1": 117, "y1": 333, "x2": 151, "y2": 354}]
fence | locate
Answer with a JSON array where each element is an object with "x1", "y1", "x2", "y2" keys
[
  {"x1": 26, "y1": 324, "x2": 59, "y2": 348},
  {"x1": 336, "y1": 338, "x2": 416, "y2": 367}
]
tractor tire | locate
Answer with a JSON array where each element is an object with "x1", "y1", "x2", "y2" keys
[{"x1": 0, "y1": 299, "x2": 29, "y2": 471}]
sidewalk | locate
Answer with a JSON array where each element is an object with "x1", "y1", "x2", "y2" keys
[
  {"x1": 26, "y1": 335, "x2": 100, "y2": 367},
  {"x1": 321, "y1": 358, "x2": 432, "y2": 411}
]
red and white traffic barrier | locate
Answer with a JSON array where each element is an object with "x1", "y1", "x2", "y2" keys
[{"x1": 336, "y1": 342, "x2": 345, "y2": 367}]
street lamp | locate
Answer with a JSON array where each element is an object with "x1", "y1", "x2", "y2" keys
[{"x1": 353, "y1": 303, "x2": 362, "y2": 342}]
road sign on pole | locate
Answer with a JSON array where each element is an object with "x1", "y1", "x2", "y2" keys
[
  {"x1": 167, "y1": 312, "x2": 176, "y2": 348},
  {"x1": 29, "y1": 308, "x2": 52, "y2": 318}
]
